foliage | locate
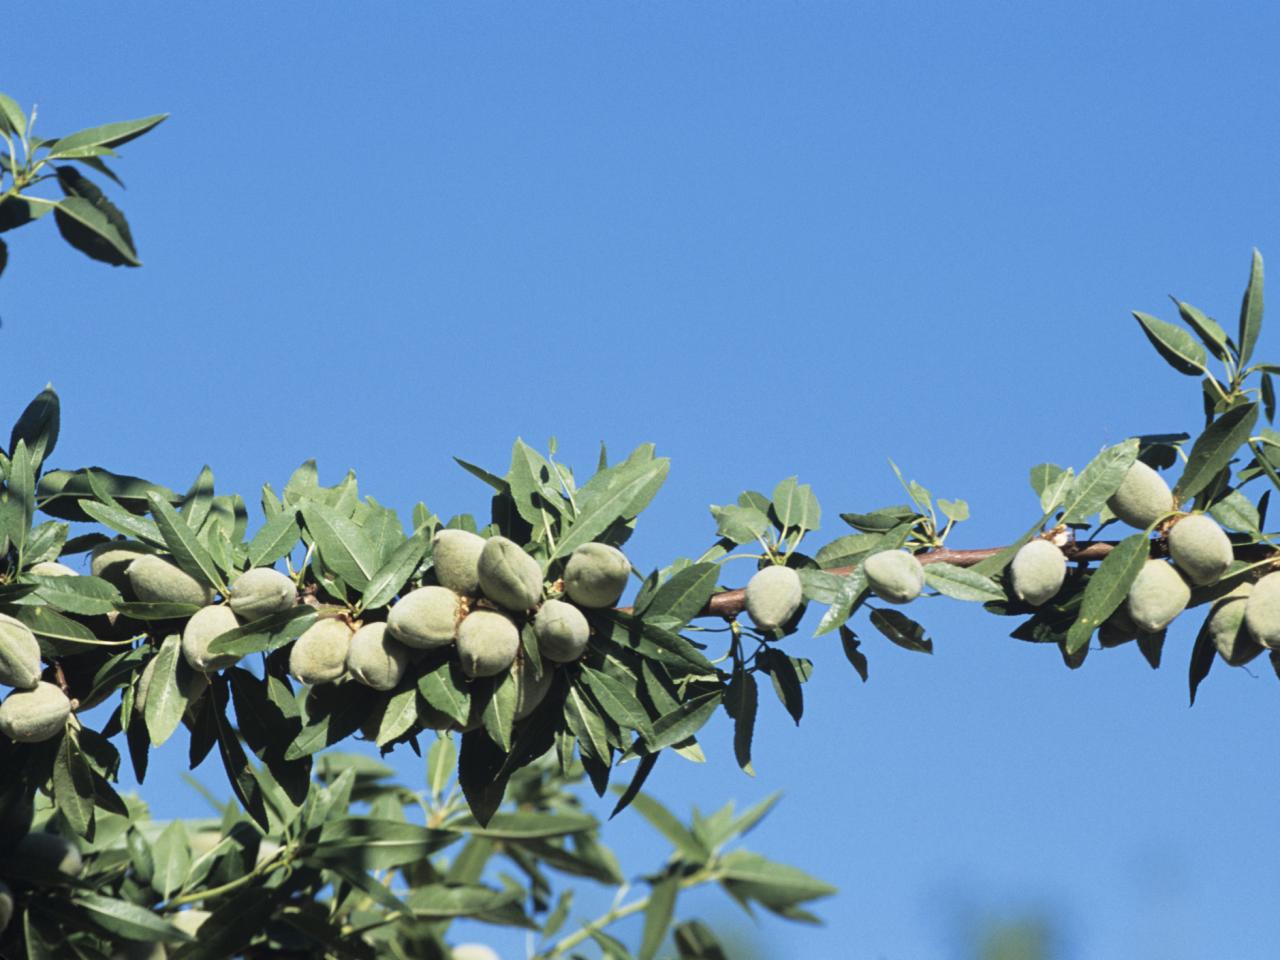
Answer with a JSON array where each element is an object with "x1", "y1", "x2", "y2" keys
[
  {"x1": 3, "y1": 91, "x2": 1279, "y2": 959},
  {"x1": 0, "y1": 93, "x2": 165, "y2": 277}
]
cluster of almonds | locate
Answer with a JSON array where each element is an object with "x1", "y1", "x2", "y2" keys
[
  {"x1": 0, "y1": 533, "x2": 638, "y2": 745},
  {"x1": 1004, "y1": 460, "x2": 1280, "y2": 664}
]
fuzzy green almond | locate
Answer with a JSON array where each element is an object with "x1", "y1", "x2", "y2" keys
[
  {"x1": 289, "y1": 618, "x2": 353, "y2": 685},
  {"x1": 1167, "y1": 513, "x2": 1233, "y2": 586},
  {"x1": 1125, "y1": 559, "x2": 1190, "y2": 633},
  {"x1": 433, "y1": 529, "x2": 486, "y2": 595},
  {"x1": 477, "y1": 537, "x2": 543, "y2": 612},
  {"x1": 346, "y1": 622, "x2": 409, "y2": 691},
  {"x1": 1106, "y1": 460, "x2": 1174, "y2": 530},
  {"x1": 533, "y1": 598, "x2": 590, "y2": 662},
  {"x1": 563, "y1": 542, "x2": 630, "y2": 608},
  {"x1": 1009, "y1": 539, "x2": 1067, "y2": 607},
  {"x1": 0, "y1": 681, "x2": 70, "y2": 743},
  {"x1": 0, "y1": 612, "x2": 42, "y2": 689},
  {"x1": 744, "y1": 565, "x2": 804, "y2": 630},
  {"x1": 181, "y1": 604, "x2": 241, "y2": 673},
  {"x1": 387, "y1": 585, "x2": 463, "y2": 649},
  {"x1": 864, "y1": 550, "x2": 925, "y2": 604},
  {"x1": 227, "y1": 567, "x2": 297, "y2": 620},
  {"x1": 456, "y1": 609, "x2": 520, "y2": 678},
  {"x1": 127, "y1": 554, "x2": 213, "y2": 606}
]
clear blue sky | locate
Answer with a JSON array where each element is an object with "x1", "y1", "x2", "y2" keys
[{"x1": 4, "y1": 4, "x2": 1280, "y2": 958}]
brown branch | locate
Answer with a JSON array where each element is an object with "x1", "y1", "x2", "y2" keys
[{"x1": 695, "y1": 538, "x2": 1277, "y2": 621}]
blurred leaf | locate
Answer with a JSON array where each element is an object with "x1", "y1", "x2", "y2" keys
[
  {"x1": 0, "y1": 93, "x2": 26, "y2": 137},
  {"x1": 639, "y1": 874, "x2": 679, "y2": 960}
]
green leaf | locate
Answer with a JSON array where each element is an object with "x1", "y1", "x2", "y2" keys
[
  {"x1": 79, "y1": 498, "x2": 163, "y2": 544},
  {"x1": 620, "y1": 791, "x2": 709, "y2": 862},
  {"x1": 71, "y1": 893, "x2": 185, "y2": 942},
  {"x1": 53, "y1": 734, "x2": 95, "y2": 839},
  {"x1": 5, "y1": 439, "x2": 33, "y2": 556},
  {"x1": 643, "y1": 562, "x2": 719, "y2": 627},
  {"x1": 814, "y1": 533, "x2": 884, "y2": 570},
  {"x1": 375, "y1": 686, "x2": 419, "y2": 747},
  {"x1": 647, "y1": 690, "x2": 723, "y2": 752},
  {"x1": 709, "y1": 504, "x2": 770, "y2": 544},
  {"x1": 1029, "y1": 463, "x2": 1073, "y2": 513},
  {"x1": 445, "y1": 810, "x2": 598, "y2": 839},
  {"x1": 921, "y1": 562, "x2": 1005, "y2": 602},
  {"x1": 839, "y1": 626, "x2": 869, "y2": 682},
  {"x1": 28, "y1": 573, "x2": 120, "y2": 616},
  {"x1": 149, "y1": 820, "x2": 191, "y2": 901},
  {"x1": 1238, "y1": 248, "x2": 1264, "y2": 368},
  {"x1": 427, "y1": 734, "x2": 456, "y2": 800},
  {"x1": 1175, "y1": 402, "x2": 1259, "y2": 502},
  {"x1": 1174, "y1": 299, "x2": 1231, "y2": 362},
  {"x1": 418, "y1": 658, "x2": 471, "y2": 727},
  {"x1": 1132, "y1": 311, "x2": 1207, "y2": 375},
  {"x1": 246, "y1": 509, "x2": 300, "y2": 567},
  {"x1": 770, "y1": 477, "x2": 820, "y2": 534},
  {"x1": 143, "y1": 639, "x2": 210, "y2": 748},
  {"x1": 9, "y1": 385, "x2": 59, "y2": 467},
  {"x1": 640, "y1": 874, "x2": 679, "y2": 960},
  {"x1": 813, "y1": 568, "x2": 868, "y2": 636},
  {"x1": 148, "y1": 492, "x2": 226, "y2": 591},
  {"x1": 54, "y1": 195, "x2": 140, "y2": 267},
  {"x1": 310, "y1": 817, "x2": 454, "y2": 871},
  {"x1": 580, "y1": 665, "x2": 655, "y2": 741},
  {"x1": 718, "y1": 850, "x2": 837, "y2": 909},
  {"x1": 300, "y1": 501, "x2": 379, "y2": 591},
  {"x1": 869, "y1": 608, "x2": 931, "y2": 653},
  {"x1": 1065, "y1": 532, "x2": 1149, "y2": 654},
  {"x1": 1061, "y1": 438, "x2": 1139, "y2": 524},
  {"x1": 936, "y1": 498, "x2": 969, "y2": 522},
  {"x1": 481, "y1": 671, "x2": 518, "y2": 752},
  {"x1": 0, "y1": 93, "x2": 26, "y2": 137},
  {"x1": 1209, "y1": 489, "x2": 1260, "y2": 533},
  {"x1": 46, "y1": 114, "x2": 168, "y2": 158},
  {"x1": 552, "y1": 453, "x2": 669, "y2": 560},
  {"x1": 759, "y1": 650, "x2": 807, "y2": 723},
  {"x1": 360, "y1": 529, "x2": 428, "y2": 610},
  {"x1": 565, "y1": 684, "x2": 612, "y2": 763}
]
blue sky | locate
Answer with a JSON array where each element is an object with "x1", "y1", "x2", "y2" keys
[{"x1": 5, "y1": 4, "x2": 1280, "y2": 958}]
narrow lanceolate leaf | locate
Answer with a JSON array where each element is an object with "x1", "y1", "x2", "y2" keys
[
  {"x1": 1209, "y1": 489, "x2": 1260, "y2": 533},
  {"x1": 647, "y1": 690, "x2": 723, "y2": 751},
  {"x1": 418, "y1": 659, "x2": 471, "y2": 727},
  {"x1": 481, "y1": 671, "x2": 518, "y2": 752},
  {"x1": 1029, "y1": 463, "x2": 1072, "y2": 513},
  {"x1": 46, "y1": 114, "x2": 168, "y2": 157},
  {"x1": 1174, "y1": 299, "x2": 1231, "y2": 362},
  {"x1": 869, "y1": 608, "x2": 931, "y2": 653},
  {"x1": 622, "y1": 791, "x2": 709, "y2": 862},
  {"x1": 1174, "y1": 402, "x2": 1259, "y2": 502},
  {"x1": 54, "y1": 734, "x2": 95, "y2": 839},
  {"x1": 427, "y1": 735, "x2": 456, "y2": 800},
  {"x1": 551, "y1": 456, "x2": 669, "y2": 560},
  {"x1": 1189, "y1": 616, "x2": 1217, "y2": 707},
  {"x1": 1065, "y1": 532, "x2": 1149, "y2": 654},
  {"x1": 143, "y1": 636, "x2": 187, "y2": 747},
  {"x1": 9, "y1": 385, "x2": 60, "y2": 468},
  {"x1": 1061, "y1": 438, "x2": 1139, "y2": 523},
  {"x1": 922, "y1": 562, "x2": 1004, "y2": 602},
  {"x1": 565, "y1": 684, "x2": 612, "y2": 763},
  {"x1": 54, "y1": 195, "x2": 140, "y2": 266},
  {"x1": 300, "y1": 502, "x2": 379, "y2": 590},
  {"x1": 246, "y1": 509, "x2": 300, "y2": 567},
  {"x1": 639, "y1": 874, "x2": 679, "y2": 960},
  {"x1": 1238, "y1": 248, "x2": 1264, "y2": 368},
  {"x1": 70, "y1": 894, "x2": 184, "y2": 942},
  {"x1": 361, "y1": 530, "x2": 428, "y2": 610},
  {"x1": 643, "y1": 562, "x2": 719, "y2": 627},
  {"x1": 580, "y1": 666, "x2": 654, "y2": 740},
  {"x1": 1132, "y1": 311, "x2": 1207, "y2": 375},
  {"x1": 148, "y1": 492, "x2": 226, "y2": 591},
  {"x1": 723, "y1": 667, "x2": 757, "y2": 775}
]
